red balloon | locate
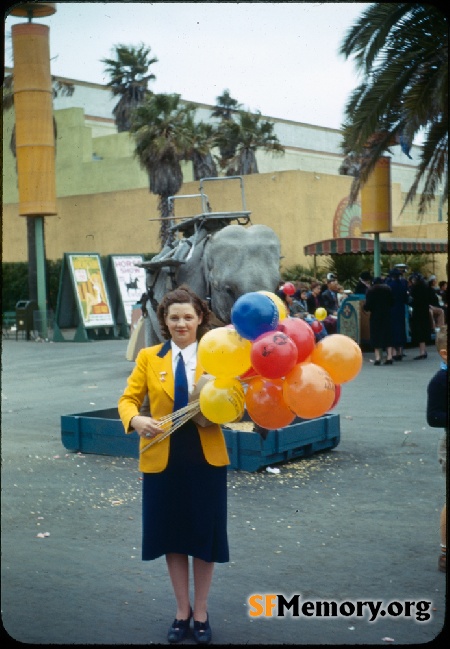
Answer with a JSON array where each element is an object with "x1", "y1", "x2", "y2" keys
[
  {"x1": 277, "y1": 317, "x2": 315, "y2": 362},
  {"x1": 250, "y1": 331, "x2": 298, "y2": 379},
  {"x1": 245, "y1": 377, "x2": 296, "y2": 429},
  {"x1": 310, "y1": 320, "x2": 323, "y2": 333},
  {"x1": 282, "y1": 282, "x2": 296, "y2": 296},
  {"x1": 330, "y1": 384, "x2": 342, "y2": 409}
]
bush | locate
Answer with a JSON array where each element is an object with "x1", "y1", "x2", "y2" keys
[
  {"x1": 1, "y1": 262, "x2": 29, "y2": 312},
  {"x1": 281, "y1": 263, "x2": 324, "y2": 284}
]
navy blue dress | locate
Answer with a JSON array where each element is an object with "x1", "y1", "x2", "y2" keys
[
  {"x1": 142, "y1": 419, "x2": 229, "y2": 563},
  {"x1": 364, "y1": 284, "x2": 394, "y2": 348}
]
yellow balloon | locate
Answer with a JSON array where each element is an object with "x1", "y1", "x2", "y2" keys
[
  {"x1": 258, "y1": 290, "x2": 287, "y2": 321},
  {"x1": 314, "y1": 307, "x2": 327, "y2": 321},
  {"x1": 198, "y1": 327, "x2": 252, "y2": 378},
  {"x1": 199, "y1": 378, "x2": 245, "y2": 424}
]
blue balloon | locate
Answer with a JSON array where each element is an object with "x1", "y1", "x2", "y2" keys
[{"x1": 231, "y1": 292, "x2": 279, "y2": 340}]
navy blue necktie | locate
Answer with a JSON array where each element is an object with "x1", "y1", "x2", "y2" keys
[{"x1": 173, "y1": 352, "x2": 189, "y2": 412}]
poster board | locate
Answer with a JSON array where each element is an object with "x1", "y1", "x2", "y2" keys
[
  {"x1": 53, "y1": 253, "x2": 117, "y2": 342},
  {"x1": 105, "y1": 255, "x2": 147, "y2": 336}
]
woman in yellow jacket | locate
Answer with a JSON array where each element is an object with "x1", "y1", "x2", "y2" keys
[{"x1": 118, "y1": 285, "x2": 229, "y2": 645}]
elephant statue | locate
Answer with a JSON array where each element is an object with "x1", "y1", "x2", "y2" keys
[{"x1": 140, "y1": 223, "x2": 281, "y2": 348}]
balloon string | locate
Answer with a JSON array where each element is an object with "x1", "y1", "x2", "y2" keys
[
  {"x1": 139, "y1": 400, "x2": 201, "y2": 454},
  {"x1": 139, "y1": 377, "x2": 251, "y2": 455}
]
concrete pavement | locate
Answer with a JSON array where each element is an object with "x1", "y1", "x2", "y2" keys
[{"x1": 1, "y1": 336, "x2": 446, "y2": 645}]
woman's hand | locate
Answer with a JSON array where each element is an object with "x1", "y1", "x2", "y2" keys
[{"x1": 131, "y1": 415, "x2": 164, "y2": 439}]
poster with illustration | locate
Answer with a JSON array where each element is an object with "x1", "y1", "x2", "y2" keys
[
  {"x1": 68, "y1": 254, "x2": 114, "y2": 327},
  {"x1": 111, "y1": 255, "x2": 146, "y2": 325}
]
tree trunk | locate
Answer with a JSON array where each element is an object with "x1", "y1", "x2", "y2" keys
[{"x1": 158, "y1": 195, "x2": 174, "y2": 248}]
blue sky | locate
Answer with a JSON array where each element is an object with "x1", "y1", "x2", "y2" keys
[{"x1": 4, "y1": 2, "x2": 371, "y2": 129}]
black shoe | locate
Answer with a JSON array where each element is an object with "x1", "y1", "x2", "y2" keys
[
  {"x1": 168, "y1": 609, "x2": 192, "y2": 643},
  {"x1": 383, "y1": 359, "x2": 393, "y2": 365},
  {"x1": 374, "y1": 360, "x2": 381, "y2": 366},
  {"x1": 193, "y1": 614, "x2": 212, "y2": 645},
  {"x1": 393, "y1": 355, "x2": 402, "y2": 361},
  {"x1": 413, "y1": 353, "x2": 428, "y2": 360}
]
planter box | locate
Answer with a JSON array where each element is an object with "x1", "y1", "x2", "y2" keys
[
  {"x1": 61, "y1": 408, "x2": 139, "y2": 458},
  {"x1": 61, "y1": 408, "x2": 340, "y2": 472}
]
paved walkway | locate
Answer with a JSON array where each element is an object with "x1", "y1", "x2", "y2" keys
[{"x1": 1, "y1": 337, "x2": 446, "y2": 645}]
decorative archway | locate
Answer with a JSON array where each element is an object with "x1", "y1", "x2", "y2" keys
[{"x1": 333, "y1": 196, "x2": 369, "y2": 239}]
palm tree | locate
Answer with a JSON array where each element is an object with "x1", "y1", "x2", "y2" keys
[
  {"x1": 130, "y1": 93, "x2": 195, "y2": 245},
  {"x1": 186, "y1": 120, "x2": 218, "y2": 180},
  {"x1": 339, "y1": 3, "x2": 448, "y2": 215},
  {"x1": 211, "y1": 89, "x2": 242, "y2": 121},
  {"x1": 216, "y1": 109, "x2": 285, "y2": 176},
  {"x1": 211, "y1": 90, "x2": 242, "y2": 164},
  {"x1": 102, "y1": 43, "x2": 157, "y2": 132}
]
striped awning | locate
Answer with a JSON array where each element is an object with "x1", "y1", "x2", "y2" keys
[{"x1": 304, "y1": 237, "x2": 448, "y2": 256}]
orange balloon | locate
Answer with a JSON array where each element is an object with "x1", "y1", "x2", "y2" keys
[
  {"x1": 310, "y1": 334, "x2": 363, "y2": 384},
  {"x1": 283, "y1": 362, "x2": 335, "y2": 419},
  {"x1": 245, "y1": 377, "x2": 296, "y2": 429}
]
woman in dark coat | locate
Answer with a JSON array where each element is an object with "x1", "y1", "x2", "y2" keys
[
  {"x1": 385, "y1": 268, "x2": 409, "y2": 360},
  {"x1": 364, "y1": 277, "x2": 395, "y2": 365},
  {"x1": 409, "y1": 273, "x2": 433, "y2": 359}
]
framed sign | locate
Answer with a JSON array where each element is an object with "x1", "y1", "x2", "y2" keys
[
  {"x1": 67, "y1": 254, "x2": 114, "y2": 328},
  {"x1": 110, "y1": 255, "x2": 146, "y2": 325}
]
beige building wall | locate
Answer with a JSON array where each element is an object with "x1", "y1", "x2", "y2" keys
[{"x1": 2, "y1": 104, "x2": 447, "y2": 278}]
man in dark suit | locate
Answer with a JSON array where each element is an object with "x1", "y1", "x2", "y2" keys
[{"x1": 319, "y1": 274, "x2": 339, "y2": 333}]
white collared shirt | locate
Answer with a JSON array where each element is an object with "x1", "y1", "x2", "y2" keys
[{"x1": 170, "y1": 341, "x2": 198, "y2": 394}]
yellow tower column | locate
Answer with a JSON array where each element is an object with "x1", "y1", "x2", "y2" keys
[
  {"x1": 12, "y1": 22, "x2": 56, "y2": 216},
  {"x1": 11, "y1": 2, "x2": 57, "y2": 338},
  {"x1": 360, "y1": 156, "x2": 392, "y2": 277}
]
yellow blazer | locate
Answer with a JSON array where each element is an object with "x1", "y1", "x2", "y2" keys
[{"x1": 118, "y1": 340, "x2": 230, "y2": 473}]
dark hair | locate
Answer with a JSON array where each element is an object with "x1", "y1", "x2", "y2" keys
[{"x1": 156, "y1": 284, "x2": 211, "y2": 340}]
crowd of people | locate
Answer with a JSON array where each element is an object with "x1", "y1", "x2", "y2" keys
[
  {"x1": 275, "y1": 273, "x2": 348, "y2": 335},
  {"x1": 276, "y1": 269, "x2": 447, "y2": 363},
  {"x1": 362, "y1": 269, "x2": 447, "y2": 364}
]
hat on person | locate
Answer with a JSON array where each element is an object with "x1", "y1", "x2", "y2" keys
[
  {"x1": 326, "y1": 273, "x2": 337, "y2": 281},
  {"x1": 360, "y1": 271, "x2": 372, "y2": 281}
]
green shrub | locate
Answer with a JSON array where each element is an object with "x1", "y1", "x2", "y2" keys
[{"x1": 1, "y1": 262, "x2": 29, "y2": 312}]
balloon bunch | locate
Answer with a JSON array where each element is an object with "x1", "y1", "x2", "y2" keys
[{"x1": 197, "y1": 291, "x2": 363, "y2": 429}]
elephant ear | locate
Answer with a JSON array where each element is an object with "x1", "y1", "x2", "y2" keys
[
  {"x1": 202, "y1": 233, "x2": 216, "y2": 294},
  {"x1": 203, "y1": 233, "x2": 214, "y2": 272}
]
